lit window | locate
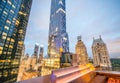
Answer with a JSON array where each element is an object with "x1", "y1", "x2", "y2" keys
[
  {"x1": 10, "y1": 10, "x2": 14, "y2": 14},
  {"x1": 6, "y1": 20, "x2": 11, "y2": 24},
  {"x1": 0, "y1": 72, "x2": 2, "y2": 77},
  {"x1": 9, "y1": 45, "x2": 13, "y2": 48},
  {"x1": 11, "y1": 39, "x2": 15, "y2": 42},
  {"x1": 4, "y1": 26, "x2": 9, "y2": 30},
  {"x1": 7, "y1": 52, "x2": 11, "y2": 54},
  {"x1": 3, "y1": 52, "x2": 6, "y2": 54},
  {"x1": 0, "y1": 47, "x2": 3, "y2": 54},
  {"x1": 0, "y1": 47, "x2": 3, "y2": 51},
  {"x1": 3, "y1": 11, "x2": 7, "y2": 15},
  {"x1": 18, "y1": 41, "x2": 23, "y2": 45},
  {"x1": 15, "y1": 20, "x2": 20, "y2": 26},
  {"x1": 3, "y1": 70, "x2": 8, "y2": 77},
  {"x1": 21, "y1": 4, "x2": 25, "y2": 8},
  {"x1": 0, "y1": 51, "x2": 2, "y2": 54},
  {"x1": 7, "y1": 0, "x2": 12, "y2": 5},
  {"x1": 19, "y1": 30, "x2": 23, "y2": 34},
  {"x1": 13, "y1": 18, "x2": 16, "y2": 21},
  {"x1": 2, "y1": 32, "x2": 7, "y2": 36},
  {"x1": 19, "y1": 11, "x2": 27, "y2": 16},
  {"x1": 5, "y1": 44, "x2": 8, "y2": 47},
  {"x1": 7, "y1": 37, "x2": 10, "y2": 41},
  {"x1": 12, "y1": 5, "x2": 16, "y2": 8}
]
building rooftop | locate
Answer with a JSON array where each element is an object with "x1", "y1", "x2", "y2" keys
[{"x1": 16, "y1": 64, "x2": 120, "y2": 83}]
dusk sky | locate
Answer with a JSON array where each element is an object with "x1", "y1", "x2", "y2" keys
[{"x1": 25, "y1": 0, "x2": 120, "y2": 58}]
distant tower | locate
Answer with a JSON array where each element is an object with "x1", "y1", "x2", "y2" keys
[
  {"x1": 34, "y1": 43, "x2": 39, "y2": 57},
  {"x1": 48, "y1": 0, "x2": 69, "y2": 57},
  {"x1": 75, "y1": 36, "x2": 88, "y2": 65},
  {"x1": 38, "y1": 46, "x2": 44, "y2": 63},
  {"x1": 92, "y1": 36, "x2": 111, "y2": 67}
]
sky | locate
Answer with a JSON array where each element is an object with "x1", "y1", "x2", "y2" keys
[{"x1": 25, "y1": 0, "x2": 120, "y2": 58}]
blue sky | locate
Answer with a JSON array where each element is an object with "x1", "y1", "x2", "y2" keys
[{"x1": 25, "y1": 0, "x2": 120, "y2": 58}]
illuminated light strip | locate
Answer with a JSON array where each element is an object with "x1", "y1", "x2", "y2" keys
[
  {"x1": 96, "y1": 71, "x2": 120, "y2": 75},
  {"x1": 59, "y1": 0, "x2": 63, "y2": 5},
  {"x1": 0, "y1": 60, "x2": 11, "y2": 62},
  {"x1": 55, "y1": 66, "x2": 89, "y2": 77},
  {"x1": 56, "y1": 70, "x2": 94, "y2": 83},
  {"x1": 56, "y1": 8, "x2": 66, "y2": 14}
]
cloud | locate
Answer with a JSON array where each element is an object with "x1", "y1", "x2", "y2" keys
[
  {"x1": 24, "y1": 0, "x2": 120, "y2": 57},
  {"x1": 107, "y1": 38, "x2": 120, "y2": 58}
]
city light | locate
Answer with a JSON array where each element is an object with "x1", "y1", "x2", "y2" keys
[{"x1": 0, "y1": 0, "x2": 120, "y2": 83}]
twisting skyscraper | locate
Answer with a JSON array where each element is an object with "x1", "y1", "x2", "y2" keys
[
  {"x1": 48, "y1": 0, "x2": 69, "y2": 57},
  {"x1": 0, "y1": 0, "x2": 32, "y2": 82}
]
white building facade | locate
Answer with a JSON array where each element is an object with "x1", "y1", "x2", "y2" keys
[{"x1": 92, "y1": 36, "x2": 111, "y2": 67}]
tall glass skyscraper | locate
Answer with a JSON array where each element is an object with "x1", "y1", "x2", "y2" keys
[
  {"x1": 48, "y1": 0, "x2": 69, "y2": 57},
  {"x1": 0, "y1": 0, "x2": 32, "y2": 83}
]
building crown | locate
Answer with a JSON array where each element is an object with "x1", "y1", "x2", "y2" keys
[{"x1": 77, "y1": 36, "x2": 82, "y2": 41}]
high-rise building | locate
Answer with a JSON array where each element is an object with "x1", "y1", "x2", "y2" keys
[
  {"x1": 0, "y1": 0, "x2": 32, "y2": 82},
  {"x1": 17, "y1": 54, "x2": 29, "y2": 81},
  {"x1": 33, "y1": 43, "x2": 39, "y2": 57},
  {"x1": 48, "y1": 0, "x2": 69, "y2": 57},
  {"x1": 38, "y1": 46, "x2": 44, "y2": 63},
  {"x1": 75, "y1": 36, "x2": 88, "y2": 65},
  {"x1": 92, "y1": 36, "x2": 111, "y2": 67}
]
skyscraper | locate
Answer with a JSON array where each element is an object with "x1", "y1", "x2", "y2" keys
[
  {"x1": 92, "y1": 36, "x2": 111, "y2": 67},
  {"x1": 48, "y1": 0, "x2": 69, "y2": 57},
  {"x1": 75, "y1": 36, "x2": 88, "y2": 65},
  {"x1": 33, "y1": 43, "x2": 39, "y2": 57},
  {"x1": 0, "y1": 0, "x2": 32, "y2": 82},
  {"x1": 38, "y1": 46, "x2": 44, "y2": 63}
]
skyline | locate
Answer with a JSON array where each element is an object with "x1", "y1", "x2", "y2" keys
[{"x1": 25, "y1": 0, "x2": 120, "y2": 58}]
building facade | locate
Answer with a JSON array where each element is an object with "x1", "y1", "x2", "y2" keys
[
  {"x1": 41, "y1": 57, "x2": 60, "y2": 76},
  {"x1": 48, "y1": 0, "x2": 69, "y2": 57},
  {"x1": 38, "y1": 46, "x2": 44, "y2": 63},
  {"x1": 17, "y1": 54, "x2": 29, "y2": 81},
  {"x1": 92, "y1": 36, "x2": 111, "y2": 67},
  {"x1": 33, "y1": 43, "x2": 39, "y2": 57},
  {"x1": 75, "y1": 36, "x2": 88, "y2": 65},
  {"x1": 0, "y1": 0, "x2": 32, "y2": 82}
]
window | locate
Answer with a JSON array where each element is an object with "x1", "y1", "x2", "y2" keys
[
  {"x1": 0, "y1": 46, "x2": 3, "y2": 54},
  {"x1": 4, "y1": 25, "x2": 9, "y2": 30},
  {"x1": 12, "y1": 5, "x2": 16, "y2": 9},
  {"x1": 3, "y1": 11, "x2": 8, "y2": 15},
  {"x1": 10, "y1": 10, "x2": 14, "y2": 14},
  {"x1": 3, "y1": 70, "x2": 8, "y2": 77},
  {"x1": 6, "y1": 20, "x2": 11, "y2": 24},
  {"x1": 7, "y1": 0, "x2": 12, "y2": 5},
  {"x1": 0, "y1": 72, "x2": 2, "y2": 77}
]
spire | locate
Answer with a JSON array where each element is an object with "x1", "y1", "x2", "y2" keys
[
  {"x1": 93, "y1": 36, "x2": 95, "y2": 41},
  {"x1": 77, "y1": 35, "x2": 82, "y2": 41},
  {"x1": 99, "y1": 35, "x2": 102, "y2": 40}
]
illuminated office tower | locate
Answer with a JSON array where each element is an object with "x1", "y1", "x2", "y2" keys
[
  {"x1": 0, "y1": 0, "x2": 32, "y2": 82},
  {"x1": 48, "y1": 0, "x2": 69, "y2": 57},
  {"x1": 75, "y1": 36, "x2": 88, "y2": 65}
]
